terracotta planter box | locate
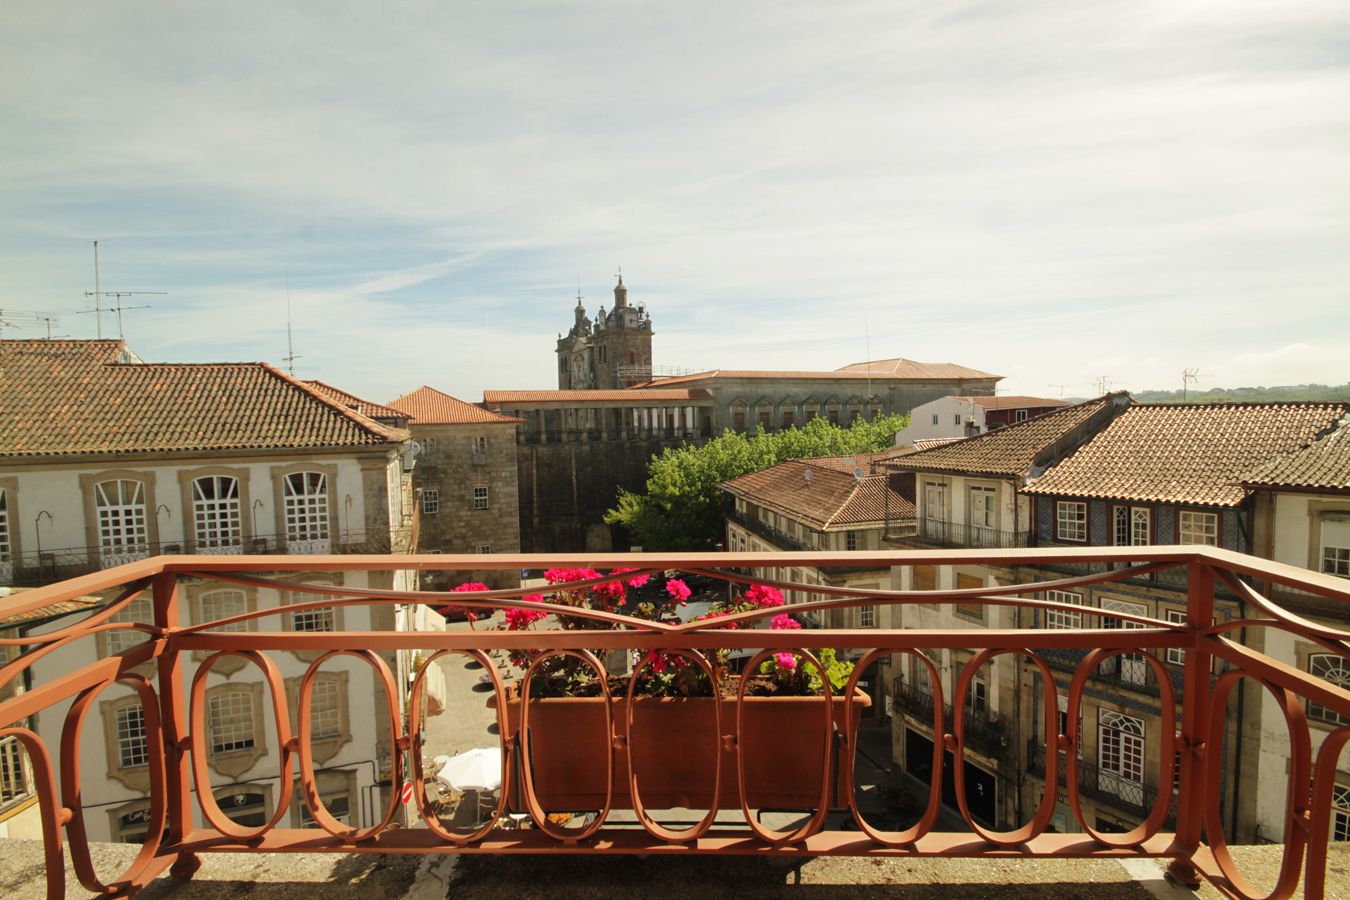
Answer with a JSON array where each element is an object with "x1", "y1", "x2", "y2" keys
[{"x1": 496, "y1": 685, "x2": 870, "y2": 811}]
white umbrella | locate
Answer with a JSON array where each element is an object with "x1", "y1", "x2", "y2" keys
[{"x1": 434, "y1": 746, "x2": 502, "y2": 792}]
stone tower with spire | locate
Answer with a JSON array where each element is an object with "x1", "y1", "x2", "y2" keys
[{"x1": 555, "y1": 273, "x2": 654, "y2": 389}]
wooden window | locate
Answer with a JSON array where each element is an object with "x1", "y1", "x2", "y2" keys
[
  {"x1": 956, "y1": 572, "x2": 984, "y2": 621},
  {"x1": 283, "y1": 471, "x2": 329, "y2": 544},
  {"x1": 1045, "y1": 589, "x2": 1085, "y2": 630},
  {"x1": 473, "y1": 486, "x2": 489, "y2": 510},
  {"x1": 1308, "y1": 654, "x2": 1350, "y2": 726},
  {"x1": 115, "y1": 706, "x2": 149, "y2": 768},
  {"x1": 1113, "y1": 506, "x2": 1150, "y2": 546},
  {"x1": 0, "y1": 736, "x2": 29, "y2": 807},
  {"x1": 968, "y1": 486, "x2": 996, "y2": 546},
  {"x1": 1098, "y1": 710, "x2": 1145, "y2": 806},
  {"x1": 1177, "y1": 510, "x2": 1218, "y2": 546},
  {"x1": 1015, "y1": 409, "x2": 1028, "y2": 423},
  {"x1": 757, "y1": 410, "x2": 771, "y2": 429},
  {"x1": 192, "y1": 475, "x2": 242, "y2": 551},
  {"x1": 913, "y1": 565, "x2": 937, "y2": 592},
  {"x1": 200, "y1": 589, "x2": 248, "y2": 632},
  {"x1": 1056, "y1": 501, "x2": 1087, "y2": 542},
  {"x1": 95, "y1": 479, "x2": 149, "y2": 559},
  {"x1": 733, "y1": 410, "x2": 746, "y2": 431},
  {"x1": 208, "y1": 688, "x2": 256, "y2": 754},
  {"x1": 106, "y1": 595, "x2": 153, "y2": 655},
  {"x1": 421, "y1": 490, "x2": 439, "y2": 515},
  {"x1": 1322, "y1": 518, "x2": 1350, "y2": 577},
  {"x1": 1165, "y1": 609, "x2": 1186, "y2": 666},
  {"x1": 781, "y1": 410, "x2": 795, "y2": 428}
]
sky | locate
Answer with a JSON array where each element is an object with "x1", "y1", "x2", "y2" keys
[{"x1": 2, "y1": 1, "x2": 1347, "y2": 404}]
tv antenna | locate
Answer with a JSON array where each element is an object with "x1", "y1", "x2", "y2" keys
[
  {"x1": 1182, "y1": 368, "x2": 1202, "y2": 402},
  {"x1": 0, "y1": 308, "x2": 53, "y2": 338},
  {"x1": 283, "y1": 271, "x2": 301, "y2": 375},
  {"x1": 79, "y1": 291, "x2": 163, "y2": 341},
  {"x1": 1093, "y1": 375, "x2": 1115, "y2": 395}
]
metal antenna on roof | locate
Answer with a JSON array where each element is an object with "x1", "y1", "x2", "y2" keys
[
  {"x1": 80, "y1": 292, "x2": 161, "y2": 342},
  {"x1": 92, "y1": 241, "x2": 102, "y2": 338},
  {"x1": 0, "y1": 308, "x2": 52, "y2": 338},
  {"x1": 1182, "y1": 368, "x2": 1201, "y2": 402},
  {"x1": 283, "y1": 270, "x2": 301, "y2": 376}
]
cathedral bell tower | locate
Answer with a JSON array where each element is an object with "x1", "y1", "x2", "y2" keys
[{"x1": 556, "y1": 272, "x2": 654, "y2": 389}]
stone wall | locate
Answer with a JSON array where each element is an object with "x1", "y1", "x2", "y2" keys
[
  {"x1": 516, "y1": 435, "x2": 701, "y2": 552},
  {"x1": 410, "y1": 421, "x2": 520, "y2": 589}
]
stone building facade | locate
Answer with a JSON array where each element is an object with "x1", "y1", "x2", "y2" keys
[
  {"x1": 557, "y1": 276, "x2": 654, "y2": 390},
  {"x1": 387, "y1": 386, "x2": 522, "y2": 589}
]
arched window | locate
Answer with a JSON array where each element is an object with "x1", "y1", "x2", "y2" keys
[
  {"x1": 95, "y1": 480, "x2": 148, "y2": 559},
  {"x1": 200, "y1": 589, "x2": 249, "y2": 632},
  {"x1": 283, "y1": 472, "x2": 329, "y2": 545},
  {"x1": 1309, "y1": 654, "x2": 1350, "y2": 726},
  {"x1": 192, "y1": 476, "x2": 242, "y2": 552}
]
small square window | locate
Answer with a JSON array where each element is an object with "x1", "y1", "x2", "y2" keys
[
  {"x1": 1165, "y1": 609, "x2": 1186, "y2": 666},
  {"x1": 421, "y1": 490, "x2": 439, "y2": 515},
  {"x1": 472, "y1": 436, "x2": 488, "y2": 453},
  {"x1": 473, "y1": 487, "x2": 489, "y2": 510},
  {"x1": 1178, "y1": 510, "x2": 1218, "y2": 546},
  {"x1": 1056, "y1": 501, "x2": 1087, "y2": 542},
  {"x1": 420, "y1": 437, "x2": 437, "y2": 454},
  {"x1": 1015, "y1": 409, "x2": 1028, "y2": 423},
  {"x1": 474, "y1": 544, "x2": 491, "y2": 554},
  {"x1": 1045, "y1": 589, "x2": 1085, "y2": 630}
]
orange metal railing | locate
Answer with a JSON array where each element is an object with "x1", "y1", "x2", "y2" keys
[{"x1": 0, "y1": 547, "x2": 1346, "y2": 899}]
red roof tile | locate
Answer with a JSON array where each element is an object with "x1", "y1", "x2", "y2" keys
[
  {"x1": 304, "y1": 380, "x2": 409, "y2": 423},
  {"x1": 951, "y1": 395, "x2": 1070, "y2": 410},
  {"x1": 1241, "y1": 417, "x2": 1350, "y2": 491},
  {"x1": 0, "y1": 340, "x2": 404, "y2": 457},
  {"x1": 1025, "y1": 403, "x2": 1350, "y2": 507},
  {"x1": 835, "y1": 358, "x2": 1003, "y2": 380},
  {"x1": 646, "y1": 360, "x2": 1000, "y2": 387},
  {"x1": 722, "y1": 456, "x2": 916, "y2": 530},
  {"x1": 389, "y1": 386, "x2": 522, "y2": 425},
  {"x1": 887, "y1": 394, "x2": 1132, "y2": 479}
]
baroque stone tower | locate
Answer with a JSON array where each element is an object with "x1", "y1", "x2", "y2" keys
[{"x1": 556, "y1": 274, "x2": 654, "y2": 389}]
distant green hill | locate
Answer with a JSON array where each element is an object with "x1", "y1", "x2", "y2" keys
[{"x1": 1126, "y1": 383, "x2": 1350, "y2": 404}]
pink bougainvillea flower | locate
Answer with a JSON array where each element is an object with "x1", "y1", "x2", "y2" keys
[
  {"x1": 771, "y1": 613, "x2": 801, "y2": 630},
  {"x1": 613, "y1": 567, "x2": 651, "y2": 588},
  {"x1": 665, "y1": 578, "x2": 692, "y2": 605},
  {"x1": 694, "y1": 610, "x2": 739, "y2": 630},
  {"x1": 745, "y1": 584, "x2": 785, "y2": 608},
  {"x1": 774, "y1": 652, "x2": 798, "y2": 671},
  {"x1": 503, "y1": 594, "x2": 548, "y2": 630}
]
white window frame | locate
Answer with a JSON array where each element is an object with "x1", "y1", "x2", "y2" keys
[
  {"x1": 1056, "y1": 501, "x2": 1087, "y2": 542},
  {"x1": 191, "y1": 475, "x2": 242, "y2": 551},
  {"x1": 1045, "y1": 589, "x2": 1085, "y2": 630},
  {"x1": 0, "y1": 735, "x2": 29, "y2": 807},
  {"x1": 1308, "y1": 654, "x2": 1350, "y2": 726},
  {"x1": 472, "y1": 436, "x2": 488, "y2": 453},
  {"x1": 474, "y1": 544, "x2": 491, "y2": 554},
  {"x1": 969, "y1": 485, "x2": 996, "y2": 546},
  {"x1": 1166, "y1": 609, "x2": 1187, "y2": 666},
  {"x1": 1100, "y1": 597, "x2": 1149, "y2": 686},
  {"x1": 115, "y1": 705, "x2": 149, "y2": 769},
  {"x1": 95, "y1": 479, "x2": 149, "y2": 556},
  {"x1": 0, "y1": 488, "x2": 10, "y2": 569},
  {"x1": 207, "y1": 689, "x2": 257, "y2": 755},
  {"x1": 1178, "y1": 510, "x2": 1218, "y2": 546},
  {"x1": 106, "y1": 595, "x2": 153, "y2": 656},
  {"x1": 1098, "y1": 710, "x2": 1146, "y2": 806},
  {"x1": 1015, "y1": 409, "x2": 1028, "y2": 423},
  {"x1": 1113, "y1": 506, "x2": 1150, "y2": 546},
  {"x1": 1322, "y1": 518, "x2": 1350, "y2": 577},
  {"x1": 421, "y1": 490, "x2": 440, "y2": 515},
  {"x1": 473, "y1": 486, "x2": 489, "y2": 510},
  {"x1": 859, "y1": 605, "x2": 876, "y2": 628},
  {"x1": 1333, "y1": 784, "x2": 1350, "y2": 842},
  {"x1": 846, "y1": 531, "x2": 859, "y2": 551},
  {"x1": 200, "y1": 589, "x2": 249, "y2": 633},
  {"x1": 283, "y1": 471, "x2": 329, "y2": 542}
]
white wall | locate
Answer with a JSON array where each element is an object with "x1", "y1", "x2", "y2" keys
[{"x1": 894, "y1": 397, "x2": 985, "y2": 446}]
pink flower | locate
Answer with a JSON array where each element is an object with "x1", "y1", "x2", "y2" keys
[
  {"x1": 452, "y1": 582, "x2": 489, "y2": 593},
  {"x1": 745, "y1": 584, "x2": 784, "y2": 608},
  {"x1": 614, "y1": 567, "x2": 650, "y2": 588},
  {"x1": 693, "y1": 610, "x2": 739, "y2": 630},
  {"x1": 503, "y1": 594, "x2": 548, "y2": 630},
  {"x1": 665, "y1": 579, "x2": 692, "y2": 605},
  {"x1": 771, "y1": 613, "x2": 801, "y2": 630},
  {"x1": 774, "y1": 652, "x2": 798, "y2": 671}
]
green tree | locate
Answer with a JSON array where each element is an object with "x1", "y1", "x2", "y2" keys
[{"x1": 605, "y1": 414, "x2": 908, "y2": 550}]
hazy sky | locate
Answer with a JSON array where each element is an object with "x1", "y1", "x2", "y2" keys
[{"x1": 3, "y1": 1, "x2": 1347, "y2": 404}]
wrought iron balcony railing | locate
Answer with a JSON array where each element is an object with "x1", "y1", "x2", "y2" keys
[
  {"x1": 0, "y1": 546, "x2": 1345, "y2": 900},
  {"x1": 1027, "y1": 739, "x2": 1176, "y2": 826},
  {"x1": 729, "y1": 510, "x2": 815, "y2": 553},
  {"x1": 889, "y1": 678, "x2": 1011, "y2": 758},
  {"x1": 905, "y1": 520, "x2": 1031, "y2": 549}
]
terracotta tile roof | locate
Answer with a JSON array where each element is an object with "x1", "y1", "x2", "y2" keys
[
  {"x1": 0, "y1": 590, "x2": 98, "y2": 629},
  {"x1": 389, "y1": 386, "x2": 522, "y2": 425},
  {"x1": 887, "y1": 394, "x2": 1132, "y2": 479},
  {"x1": 1025, "y1": 403, "x2": 1350, "y2": 507},
  {"x1": 722, "y1": 456, "x2": 916, "y2": 531},
  {"x1": 951, "y1": 395, "x2": 1070, "y2": 410},
  {"x1": 0, "y1": 340, "x2": 404, "y2": 457},
  {"x1": 1241, "y1": 416, "x2": 1350, "y2": 491},
  {"x1": 482, "y1": 389, "x2": 712, "y2": 404},
  {"x1": 647, "y1": 360, "x2": 1001, "y2": 387},
  {"x1": 911, "y1": 437, "x2": 963, "y2": 452},
  {"x1": 304, "y1": 380, "x2": 409, "y2": 423},
  {"x1": 834, "y1": 358, "x2": 1003, "y2": 380}
]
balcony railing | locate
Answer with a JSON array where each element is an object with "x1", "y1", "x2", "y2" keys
[
  {"x1": 729, "y1": 510, "x2": 814, "y2": 552},
  {"x1": 1027, "y1": 739, "x2": 1176, "y2": 826},
  {"x1": 0, "y1": 528, "x2": 413, "y2": 587},
  {"x1": 889, "y1": 678, "x2": 1010, "y2": 758},
  {"x1": 908, "y1": 520, "x2": 1030, "y2": 549},
  {"x1": 0, "y1": 546, "x2": 1346, "y2": 899}
]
